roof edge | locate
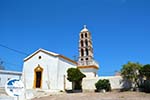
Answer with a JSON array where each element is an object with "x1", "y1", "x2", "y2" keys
[
  {"x1": 58, "y1": 55, "x2": 77, "y2": 65},
  {"x1": 24, "y1": 48, "x2": 77, "y2": 65},
  {"x1": 24, "y1": 48, "x2": 59, "y2": 62}
]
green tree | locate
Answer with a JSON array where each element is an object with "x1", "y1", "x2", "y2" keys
[
  {"x1": 140, "y1": 64, "x2": 150, "y2": 93},
  {"x1": 67, "y1": 68, "x2": 86, "y2": 90},
  {"x1": 140, "y1": 64, "x2": 150, "y2": 80},
  {"x1": 121, "y1": 62, "x2": 142, "y2": 89}
]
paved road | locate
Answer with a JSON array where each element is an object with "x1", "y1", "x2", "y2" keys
[{"x1": 32, "y1": 92, "x2": 150, "y2": 100}]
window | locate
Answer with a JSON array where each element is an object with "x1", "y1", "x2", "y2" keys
[
  {"x1": 81, "y1": 34, "x2": 84, "y2": 38},
  {"x1": 85, "y1": 39, "x2": 88, "y2": 46},
  {"x1": 38, "y1": 56, "x2": 42, "y2": 59},
  {"x1": 81, "y1": 49, "x2": 84, "y2": 56},
  {"x1": 86, "y1": 48, "x2": 89, "y2": 56},
  {"x1": 85, "y1": 33, "x2": 87, "y2": 37},
  {"x1": 81, "y1": 40, "x2": 83, "y2": 47}
]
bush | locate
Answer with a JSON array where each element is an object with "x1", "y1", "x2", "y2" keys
[
  {"x1": 143, "y1": 80, "x2": 150, "y2": 93},
  {"x1": 95, "y1": 79, "x2": 111, "y2": 91}
]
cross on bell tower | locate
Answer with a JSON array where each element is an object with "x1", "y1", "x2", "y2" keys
[{"x1": 78, "y1": 25, "x2": 99, "y2": 77}]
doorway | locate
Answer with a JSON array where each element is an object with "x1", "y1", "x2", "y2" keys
[
  {"x1": 35, "y1": 71, "x2": 42, "y2": 88},
  {"x1": 34, "y1": 65, "x2": 43, "y2": 88}
]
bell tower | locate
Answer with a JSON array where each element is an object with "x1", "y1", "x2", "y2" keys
[{"x1": 78, "y1": 25, "x2": 99, "y2": 77}]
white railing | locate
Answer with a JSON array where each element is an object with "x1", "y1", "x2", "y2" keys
[{"x1": 77, "y1": 60, "x2": 99, "y2": 68}]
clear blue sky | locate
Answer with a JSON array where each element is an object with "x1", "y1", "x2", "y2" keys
[{"x1": 0, "y1": 0, "x2": 150, "y2": 76}]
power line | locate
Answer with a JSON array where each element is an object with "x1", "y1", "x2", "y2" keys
[
  {"x1": 0, "y1": 44, "x2": 28, "y2": 55},
  {"x1": 0, "y1": 58, "x2": 21, "y2": 68},
  {"x1": 0, "y1": 44, "x2": 27, "y2": 69},
  {"x1": 4, "y1": 61, "x2": 21, "y2": 67}
]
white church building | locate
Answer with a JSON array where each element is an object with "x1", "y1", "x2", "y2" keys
[{"x1": 22, "y1": 48, "x2": 77, "y2": 91}]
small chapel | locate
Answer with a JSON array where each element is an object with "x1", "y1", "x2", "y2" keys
[{"x1": 21, "y1": 25, "x2": 100, "y2": 99}]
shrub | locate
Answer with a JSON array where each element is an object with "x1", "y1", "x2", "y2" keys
[
  {"x1": 95, "y1": 79, "x2": 111, "y2": 91},
  {"x1": 143, "y1": 80, "x2": 150, "y2": 93}
]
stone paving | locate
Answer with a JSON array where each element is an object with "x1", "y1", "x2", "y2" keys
[{"x1": 32, "y1": 91, "x2": 150, "y2": 100}]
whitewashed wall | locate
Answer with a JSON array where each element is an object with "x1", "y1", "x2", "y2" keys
[
  {"x1": 80, "y1": 68, "x2": 98, "y2": 78},
  {"x1": 82, "y1": 76, "x2": 123, "y2": 92},
  {"x1": 0, "y1": 70, "x2": 22, "y2": 88},
  {"x1": 57, "y1": 57, "x2": 76, "y2": 90}
]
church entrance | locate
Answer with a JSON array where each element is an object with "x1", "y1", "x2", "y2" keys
[
  {"x1": 35, "y1": 71, "x2": 42, "y2": 88},
  {"x1": 34, "y1": 65, "x2": 43, "y2": 88}
]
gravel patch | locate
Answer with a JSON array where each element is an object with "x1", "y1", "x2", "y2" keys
[{"x1": 32, "y1": 92, "x2": 150, "y2": 100}]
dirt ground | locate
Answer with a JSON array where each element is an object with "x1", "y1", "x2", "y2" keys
[{"x1": 32, "y1": 91, "x2": 150, "y2": 100}]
